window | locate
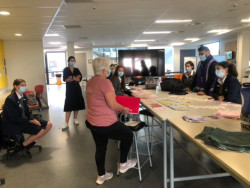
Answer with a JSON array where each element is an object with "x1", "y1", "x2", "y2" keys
[{"x1": 203, "y1": 42, "x2": 220, "y2": 55}]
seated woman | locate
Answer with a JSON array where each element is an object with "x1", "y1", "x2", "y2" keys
[
  {"x1": 1, "y1": 79, "x2": 52, "y2": 151},
  {"x1": 110, "y1": 65, "x2": 130, "y2": 96},
  {"x1": 85, "y1": 57, "x2": 136, "y2": 185},
  {"x1": 212, "y1": 61, "x2": 241, "y2": 104},
  {"x1": 182, "y1": 61, "x2": 196, "y2": 91}
]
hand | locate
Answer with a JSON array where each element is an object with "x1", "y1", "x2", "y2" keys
[
  {"x1": 218, "y1": 96, "x2": 224, "y2": 102},
  {"x1": 73, "y1": 76, "x2": 80, "y2": 82},
  {"x1": 197, "y1": 91, "x2": 205, "y2": 96},
  {"x1": 122, "y1": 107, "x2": 130, "y2": 115},
  {"x1": 30, "y1": 119, "x2": 41, "y2": 126}
]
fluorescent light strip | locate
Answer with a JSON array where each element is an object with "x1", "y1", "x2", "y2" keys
[
  {"x1": 0, "y1": 11, "x2": 10, "y2": 15},
  {"x1": 15, "y1": 33, "x2": 22, "y2": 37},
  {"x1": 170, "y1": 42, "x2": 185, "y2": 46},
  {"x1": 155, "y1": 19, "x2": 192, "y2": 23},
  {"x1": 45, "y1": 34, "x2": 60, "y2": 37},
  {"x1": 208, "y1": 29, "x2": 230, "y2": 35},
  {"x1": 130, "y1": 43, "x2": 148, "y2": 47},
  {"x1": 49, "y1": 42, "x2": 62, "y2": 45},
  {"x1": 143, "y1": 31, "x2": 171, "y2": 34},
  {"x1": 134, "y1": 39, "x2": 155, "y2": 42},
  {"x1": 184, "y1": 38, "x2": 200, "y2": 42},
  {"x1": 241, "y1": 18, "x2": 250, "y2": 23}
]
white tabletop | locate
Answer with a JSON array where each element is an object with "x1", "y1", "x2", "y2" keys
[{"x1": 132, "y1": 87, "x2": 250, "y2": 188}]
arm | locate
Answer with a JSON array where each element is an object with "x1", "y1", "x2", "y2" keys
[
  {"x1": 205, "y1": 62, "x2": 216, "y2": 95},
  {"x1": 104, "y1": 91, "x2": 130, "y2": 114},
  {"x1": 3, "y1": 97, "x2": 29, "y2": 124},
  {"x1": 225, "y1": 77, "x2": 241, "y2": 103},
  {"x1": 73, "y1": 68, "x2": 82, "y2": 82},
  {"x1": 63, "y1": 68, "x2": 74, "y2": 82}
]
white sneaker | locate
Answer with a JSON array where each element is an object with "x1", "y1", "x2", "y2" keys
[
  {"x1": 119, "y1": 159, "x2": 137, "y2": 173},
  {"x1": 61, "y1": 123, "x2": 69, "y2": 131},
  {"x1": 74, "y1": 119, "x2": 79, "y2": 125},
  {"x1": 96, "y1": 172, "x2": 113, "y2": 185}
]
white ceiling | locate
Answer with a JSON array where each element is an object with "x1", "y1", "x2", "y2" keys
[
  {"x1": 1, "y1": 0, "x2": 250, "y2": 48},
  {"x1": 0, "y1": 0, "x2": 62, "y2": 40}
]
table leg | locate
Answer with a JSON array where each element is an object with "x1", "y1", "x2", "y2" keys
[
  {"x1": 163, "y1": 120, "x2": 167, "y2": 188},
  {"x1": 170, "y1": 125, "x2": 174, "y2": 188}
]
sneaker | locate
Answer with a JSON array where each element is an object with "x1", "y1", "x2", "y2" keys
[
  {"x1": 61, "y1": 123, "x2": 69, "y2": 131},
  {"x1": 96, "y1": 172, "x2": 113, "y2": 185},
  {"x1": 119, "y1": 159, "x2": 137, "y2": 173},
  {"x1": 74, "y1": 119, "x2": 79, "y2": 125}
]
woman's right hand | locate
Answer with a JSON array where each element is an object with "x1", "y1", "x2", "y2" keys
[{"x1": 122, "y1": 107, "x2": 130, "y2": 114}]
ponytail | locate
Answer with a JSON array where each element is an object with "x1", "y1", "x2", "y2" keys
[
  {"x1": 11, "y1": 79, "x2": 26, "y2": 94},
  {"x1": 216, "y1": 61, "x2": 238, "y2": 77}
]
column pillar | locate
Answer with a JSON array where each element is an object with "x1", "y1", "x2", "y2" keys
[{"x1": 236, "y1": 30, "x2": 250, "y2": 82}]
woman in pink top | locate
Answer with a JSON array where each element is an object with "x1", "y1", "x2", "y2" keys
[{"x1": 86, "y1": 57, "x2": 137, "y2": 185}]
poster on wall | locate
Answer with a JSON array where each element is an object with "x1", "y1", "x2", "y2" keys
[{"x1": 2, "y1": 58, "x2": 7, "y2": 75}]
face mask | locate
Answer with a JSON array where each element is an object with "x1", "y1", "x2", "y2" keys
[
  {"x1": 70, "y1": 62, "x2": 76, "y2": 67},
  {"x1": 118, "y1": 72, "x2": 124, "y2": 77},
  {"x1": 186, "y1": 68, "x2": 191, "y2": 73},
  {"x1": 111, "y1": 69, "x2": 115, "y2": 74},
  {"x1": 215, "y1": 69, "x2": 224, "y2": 78},
  {"x1": 199, "y1": 55, "x2": 206, "y2": 62},
  {"x1": 106, "y1": 70, "x2": 111, "y2": 78},
  {"x1": 20, "y1": 86, "x2": 27, "y2": 93}
]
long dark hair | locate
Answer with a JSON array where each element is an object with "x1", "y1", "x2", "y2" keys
[
  {"x1": 110, "y1": 65, "x2": 126, "y2": 91},
  {"x1": 67, "y1": 56, "x2": 76, "y2": 67},
  {"x1": 11, "y1": 79, "x2": 26, "y2": 94},
  {"x1": 216, "y1": 61, "x2": 238, "y2": 77}
]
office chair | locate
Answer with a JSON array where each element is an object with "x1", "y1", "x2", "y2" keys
[{"x1": 34, "y1": 85, "x2": 49, "y2": 109}]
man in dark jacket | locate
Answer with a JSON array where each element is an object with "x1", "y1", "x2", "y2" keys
[{"x1": 192, "y1": 46, "x2": 217, "y2": 95}]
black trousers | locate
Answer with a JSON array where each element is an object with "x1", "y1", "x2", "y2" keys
[{"x1": 85, "y1": 120, "x2": 133, "y2": 176}]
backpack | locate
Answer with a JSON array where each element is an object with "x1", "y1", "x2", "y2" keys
[{"x1": 160, "y1": 78, "x2": 187, "y2": 95}]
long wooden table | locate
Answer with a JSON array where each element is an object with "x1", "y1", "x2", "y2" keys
[{"x1": 132, "y1": 88, "x2": 250, "y2": 188}]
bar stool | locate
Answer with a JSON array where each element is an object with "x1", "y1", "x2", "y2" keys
[
  {"x1": 117, "y1": 114, "x2": 152, "y2": 182},
  {"x1": 139, "y1": 109, "x2": 163, "y2": 155}
]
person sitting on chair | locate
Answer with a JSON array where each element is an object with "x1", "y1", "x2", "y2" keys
[{"x1": 1, "y1": 79, "x2": 52, "y2": 151}]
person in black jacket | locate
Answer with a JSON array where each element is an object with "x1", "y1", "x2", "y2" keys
[
  {"x1": 2, "y1": 79, "x2": 52, "y2": 148},
  {"x1": 192, "y1": 46, "x2": 217, "y2": 96},
  {"x1": 212, "y1": 61, "x2": 241, "y2": 104}
]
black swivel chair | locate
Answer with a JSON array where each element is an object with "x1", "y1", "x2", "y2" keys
[{"x1": 0, "y1": 113, "x2": 42, "y2": 160}]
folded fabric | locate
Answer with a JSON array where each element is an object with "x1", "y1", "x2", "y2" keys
[
  {"x1": 214, "y1": 110, "x2": 240, "y2": 119},
  {"x1": 183, "y1": 115, "x2": 205, "y2": 123},
  {"x1": 195, "y1": 126, "x2": 250, "y2": 153}
]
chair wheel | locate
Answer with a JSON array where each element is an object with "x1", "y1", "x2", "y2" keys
[
  {"x1": 0, "y1": 178, "x2": 5, "y2": 185},
  {"x1": 24, "y1": 150, "x2": 32, "y2": 158},
  {"x1": 39, "y1": 146, "x2": 42, "y2": 151}
]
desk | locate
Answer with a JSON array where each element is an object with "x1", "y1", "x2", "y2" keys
[{"x1": 132, "y1": 89, "x2": 250, "y2": 188}]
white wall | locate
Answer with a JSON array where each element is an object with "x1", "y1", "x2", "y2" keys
[
  {"x1": 4, "y1": 40, "x2": 47, "y2": 99},
  {"x1": 75, "y1": 50, "x2": 94, "y2": 78}
]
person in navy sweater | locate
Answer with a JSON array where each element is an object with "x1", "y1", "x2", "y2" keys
[
  {"x1": 2, "y1": 79, "x2": 52, "y2": 148},
  {"x1": 212, "y1": 61, "x2": 241, "y2": 104}
]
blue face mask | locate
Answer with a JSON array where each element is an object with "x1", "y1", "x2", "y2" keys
[
  {"x1": 186, "y1": 67, "x2": 191, "y2": 73},
  {"x1": 106, "y1": 70, "x2": 111, "y2": 78},
  {"x1": 118, "y1": 72, "x2": 124, "y2": 77},
  {"x1": 20, "y1": 86, "x2": 27, "y2": 93},
  {"x1": 199, "y1": 55, "x2": 206, "y2": 62},
  {"x1": 70, "y1": 61, "x2": 76, "y2": 67},
  {"x1": 111, "y1": 69, "x2": 115, "y2": 74},
  {"x1": 215, "y1": 69, "x2": 224, "y2": 78}
]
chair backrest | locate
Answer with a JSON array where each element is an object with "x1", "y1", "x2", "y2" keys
[
  {"x1": 24, "y1": 90, "x2": 39, "y2": 106},
  {"x1": 116, "y1": 96, "x2": 140, "y2": 114},
  {"x1": 34, "y1": 85, "x2": 44, "y2": 95},
  {"x1": 24, "y1": 90, "x2": 35, "y2": 95}
]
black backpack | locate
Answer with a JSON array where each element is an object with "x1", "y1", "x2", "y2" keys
[{"x1": 160, "y1": 78, "x2": 187, "y2": 95}]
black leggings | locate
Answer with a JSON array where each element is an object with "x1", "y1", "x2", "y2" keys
[{"x1": 85, "y1": 120, "x2": 133, "y2": 176}]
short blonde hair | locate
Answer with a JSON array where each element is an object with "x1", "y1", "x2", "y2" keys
[{"x1": 92, "y1": 57, "x2": 111, "y2": 75}]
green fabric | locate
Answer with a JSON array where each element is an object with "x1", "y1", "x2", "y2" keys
[{"x1": 195, "y1": 126, "x2": 250, "y2": 153}]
